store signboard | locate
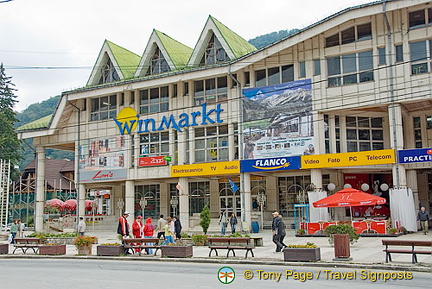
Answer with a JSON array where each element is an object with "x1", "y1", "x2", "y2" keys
[
  {"x1": 80, "y1": 169, "x2": 128, "y2": 183},
  {"x1": 241, "y1": 156, "x2": 301, "y2": 173},
  {"x1": 398, "y1": 148, "x2": 432, "y2": 163},
  {"x1": 171, "y1": 161, "x2": 240, "y2": 177},
  {"x1": 138, "y1": 156, "x2": 168, "y2": 167},
  {"x1": 301, "y1": 149, "x2": 395, "y2": 169}
]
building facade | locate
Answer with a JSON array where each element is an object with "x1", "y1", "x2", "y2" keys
[{"x1": 18, "y1": 0, "x2": 432, "y2": 232}]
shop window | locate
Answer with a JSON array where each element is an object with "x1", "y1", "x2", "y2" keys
[
  {"x1": 193, "y1": 77, "x2": 227, "y2": 106},
  {"x1": 90, "y1": 94, "x2": 117, "y2": 121},
  {"x1": 278, "y1": 176, "x2": 311, "y2": 217},
  {"x1": 139, "y1": 86, "x2": 169, "y2": 114},
  {"x1": 194, "y1": 125, "x2": 229, "y2": 162},
  {"x1": 189, "y1": 181, "x2": 210, "y2": 216},
  {"x1": 345, "y1": 116, "x2": 384, "y2": 152},
  {"x1": 139, "y1": 131, "x2": 169, "y2": 157},
  {"x1": 135, "y1": 185, "x2": 160, "y2": 219}
]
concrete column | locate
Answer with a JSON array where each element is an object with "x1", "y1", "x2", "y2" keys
[
  {"x1": 388, "y1": 103, "x2": 406, "y2": 187},
  {"x1": 228, "y1": 123, "x2": 235, "y2": 161},
  {"x1": 189, "y1": 128, "x2": 195, "y2": 163},
  {"x1": 178, "y1": 130, "x2": 186, "y2": 165},
  {"x1": 178, "y1": 177, "x2": 189, "y2": 230},
  {"x1": 310, "y1": 169, "x2": 323, "y2": 190},
  {"x1": 159, "y1": 182, "x2": 169, "y2": 218},
  {"x1": 243, "y1": 173, "x2": 252, "y2": 228},
  {"x1": 125, "y1": 180, "x2": 135, "y2": 223},
  {"x1": 78, "y1": 183, "x2": 86, "y2": 218},
  {"x1": 35, "y1": 147, "x2": 45, "y2": 232}
]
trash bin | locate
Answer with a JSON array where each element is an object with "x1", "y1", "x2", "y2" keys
[
  {"x1": 333, "y1": 234, "x2": 350, "y2": 259},
  {"x1": 252, "y1": 221, "x2": 259, "y2": 233}
]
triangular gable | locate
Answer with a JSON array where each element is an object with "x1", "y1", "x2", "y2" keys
[
  {"x1": 87, "y1": 40, "x2": 140, "y2": 86},
  {"x1": 135, "y1": 29, "x2": 193, "y2": 78},
  {"x1": 188, "y1": 15, "x2": 257, "y2": 66}
]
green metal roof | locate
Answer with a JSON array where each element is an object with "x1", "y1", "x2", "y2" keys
[
  {"x1": 154, "y1": 30, "x2": 193, "y2": 69},
  {"x1": 210, "y1": 16, "x2": 257, "y2": 59},
  {"x1": 106, "y1": 40, "x2": 141, "y2": 79},
  {"x1": 16, "y1": 114, "x2": 52, "y2": 131}
]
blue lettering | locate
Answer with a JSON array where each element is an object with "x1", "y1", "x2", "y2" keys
[
  {"x1": 158, "y1": 115, "x2": 181, "y2": 131},
  {"x1": 178, "y1": 113, "x2": 190, "y2": 128},
  {"x1": 114, "y1": 118, "x2": 136, "y2": 135},
  {"x1": 138, "y1": 119, "x2": 156, "y2": 133}
]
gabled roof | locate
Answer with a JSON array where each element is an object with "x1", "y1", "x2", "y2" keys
[
  {"x1": 135, "y1": 29, "x2": 193, "y2": 77},
  {"x1": 87, "y1": 40, "x2": 141, "y2": 86},
  {"x1": 188, "y1": 15, "x2": 257, "y2": 66},
  {"x1": 24, "y1": 159, "x2": 74, "y2": 190},
  {"x1": 16, "y1": 114, "x2": 52, "y2": 131}
]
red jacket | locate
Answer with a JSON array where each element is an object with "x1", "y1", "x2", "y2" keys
[
  {"x1": 143, "y1": 217, "x2": 155, "y2": 237},
  {"x1": 117, "y1": 216, "x2": 129, "y2": 236},
  {"x1": 132, "y1": 219, "x2": 143, "y2": 238}
]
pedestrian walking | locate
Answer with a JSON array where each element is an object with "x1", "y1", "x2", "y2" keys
[
  {"x1": 278, "y1": 214, "x2": 287, "y2": 248},
  {"x1": 117, "y1": 211, "x2": 131, "y2": 254},
  {"x1": 218, "y1": 211, "x2": 227, "y2": 235},
  {"x1": 417, "y1": 207, "x2": 430, "y2": 235},
  {"x1": 173, "y1": 216, "x2": 182, "y2": 240},
  {"x1": 161, "y1": 217, "x2": 174, "y2": 245},
  {"x1": 10, "y1": 220, "x2": 19, "y2": 244},
  {"x1": 229, "y1": 213, "x2": 237, "y2": 234},
  {"x1": 271, "y1": 211, "x2": 284, "y2": 252},
  {"x1": 132, "y1": 216, "x2": 143, "y2": 238},
  {"x1": 144, "y1": 217, "x2": 155, "y2": 254},
  {"x1": 17, "y1": 219, "x2": 24, "y2": 238},
  {"x1": 77, "y1": 217, "x2": 86, "y2": 236},
  {"x1": 156, "y1": 214, "x2": 166, "y2": 240}
]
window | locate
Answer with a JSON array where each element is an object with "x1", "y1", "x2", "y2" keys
[
  {"x1": 414, "y1": 117, "x2": 422, "y2": 148},
  {"x1": 146, "y1": 47, "x2": 170, "y2": 76},
  {"x1": 255, "y1": 65, "x2": 294, "y2": 87},
  {"x1": 378, "y1": 47, "x2": 386, "y2": 65},
  {"x1": 395, "y1": 45, "x2": 403, "y2": 62},
  {"x1": 410, "y1": 40, "x2": 429, "y2": 75},
  {"x1": 172, "y1": 84, "x2": 177, "y2": 98},
  {"x1": 200, "y1": 34, "x2": 229, "y2": 65},
  {"x1": 313, "y1": 59, "x2": 321, "y2": 75},
  {"x1": 346, "y1": 116, "x2": 384, "y2": 152},
  {"x1": 194, "y1": 77, "x2": 227, "y2": 105},
  {"x1": 90, "y1": 95, "x2": 117, "y2": 121},
  {"x1": 327, "y1": 50, "x2": 374, "y2": 87},
  {"x1": 139, "y1": 86, "x2": 169, "y2": 114},
  {"x1": 130, "y1": 91, "x2": 135, "y2": 105},
  {"x1": 282, "y1": 65, "x2": 294, "y2": 83},
  {"x1": 139, "y1": 132, "x2": 169, "y2": 157},
  {"x1": 324, "y1": 114, "x2": 340, "y2": 154},
  {"x1": 244, "y1": 71, "x2": 250, "y2": 86},
  {"x1": 278, "y1": 175, "x2": 311, "y2": 217},
  {"x1": 325, "y1": 23, "x2": 372, "y2": 48},
  {"x1": 268, "y1": 67, "x2": 280, "y2": 85},
  {"x1": 299, "y1": 61, "x2": 306, "y2": 78},
  {"x1": 255, "y1": 69, "x2": 266, "y2": 87},
  {"x1": 135, "y1": 185, "x2": 160, "y2": 219},
  {"x1": 98, "y1": 57, "x2": 120, "y2": 84},
  {"x1": 427, "y1": 115, "x2": 432, "y2": 130},
  {"x1": 183, "y1": 82, "x2": 189, "y2": 96},
  {"x1": 409, "y1": 9, "x2": 427, "y2": 29},
  {"x1": 189, "y1": 182, "x2": 210, "y2": 216},
  {"x1": 194, "y1": 125, "x2": 229, "y2": 162}
]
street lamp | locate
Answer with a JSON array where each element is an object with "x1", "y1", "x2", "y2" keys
[
  {"x1": 256, "y1": 191, "x2": 266, "y2": 229},
  {"x1": 170, "y1": 196, "x2": 179, "y2": 217},
  {"x1": 139, "y1": 197, "x2": 147, "y2": 218},
  {"x1": 117, "y1": 199, "x2": 124, "y2": 217}
]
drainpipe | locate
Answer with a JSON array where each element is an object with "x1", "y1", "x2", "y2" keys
[{"x1": 383, "y1": 0, "x2": 400, "y2": 187}]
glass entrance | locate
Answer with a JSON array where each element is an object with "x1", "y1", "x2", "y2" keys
[{"x1": 219, "y1": 186, "x2": 241, "y2": 217}]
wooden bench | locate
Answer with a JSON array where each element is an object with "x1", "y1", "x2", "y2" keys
[
  {"x1": 382, "y1": 239, "x2": 432, "y2": 264},
  {"x1": 123, "y1": 238, "x2": 160, "y2": 256},
  {"x1": 13, "y1": 238, "x2": 42, "y2": 254},
  {"x1": 208, "y1": 237, "x2": 255, "y2": 258}
]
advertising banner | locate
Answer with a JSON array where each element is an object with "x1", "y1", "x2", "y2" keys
[
  {"x1": 241, "y1": 156, "x2": 301, "y2": 173},
  {"x1": 171, "y1": 161, "x2": 240, "y2": 177},
  {"x1": 139, "y1": 156, "x2": 168, "y2": 167},
  {"x1": 398, "y1": 148, "x2": 432, "y2": 163},
  {"x1": 79, "y1": 136, "x2": 126, "y2": 171},
  {"x1": 301, "y1": 149, "x2": 395, "y2": 169},
  {"x1": 80, "y1": 169, "x2": 128, "y2": 183},
  {"x1": 242, "y1": 79, "x2": 314, "y2": 159}
]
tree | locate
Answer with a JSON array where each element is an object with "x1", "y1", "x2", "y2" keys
[
  {"x1": 199, "y1": 205, "x2": 210, "y2": 234},
  {"x1": 0, "y1": 63, "x2": 23, "y2": 177}
]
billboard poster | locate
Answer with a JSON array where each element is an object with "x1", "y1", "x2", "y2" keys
[
  {"x1": 79, "y1": 136, "x2": 126, "y2": 171},
  {"x1": 242, "y1": 79, "x2": 314, "y2": 159}
]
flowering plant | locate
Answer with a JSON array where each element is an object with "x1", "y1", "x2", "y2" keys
[
  {"x1": 74, "y1": 236, "x2": 97, "y2": 247},
  {"x1": 100, "y1": 242, "x2": 122, "y2": 246},
  {"x1": 288, "y1": 242, "x2": 317, "y2": 248}
]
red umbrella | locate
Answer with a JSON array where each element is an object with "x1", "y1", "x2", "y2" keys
[
  {"x1": 313, "y1": 187, "x2": 386, "y2": 208},
  {"x1": 64, "y1": 199, "x2": 77, "y2": 211},
  {"x1": 85, "y1": 200, "x2": 94, "y2": 211},
  {"x1": 46, "y1": 198, "x2": 65, "y2": 211}
]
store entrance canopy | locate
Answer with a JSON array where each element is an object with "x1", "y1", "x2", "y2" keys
[{"x1": 313, "y1": 187, "x2": 386, "y2": 208}]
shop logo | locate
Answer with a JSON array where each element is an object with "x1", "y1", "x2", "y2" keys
[
  {"x1": 218, "y1": 266, "x2": 235, "y2": 284},
  {"x1": 113, "y1": 103, "x2": 224, "y2": 135},
  {"x1": 252, "y1": 157, "x2": 290, "y2": 170}
]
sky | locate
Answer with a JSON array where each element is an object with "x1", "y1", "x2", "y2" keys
[{"x1": 0, "y1": 0, "x2": 372, "y2": 112}]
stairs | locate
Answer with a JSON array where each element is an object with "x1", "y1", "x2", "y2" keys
[
  {"x1": 0, "y1": 159, "x2": 10, "y2": 229},
  {"x1": 86, "y1": 215, "x2": 118, "y2": 232}
]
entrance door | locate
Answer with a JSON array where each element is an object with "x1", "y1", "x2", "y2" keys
[{"x1": 219, "y1": 188, "x2": 241, "y2": 217}]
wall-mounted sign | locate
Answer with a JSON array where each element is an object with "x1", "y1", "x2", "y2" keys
[
  {"x1": 241, "y1": 156, "x2": 301, "y2": 173},
  {"x1": 139, "y1": 156, "x2": 168, "y2": 167},
  {"x1": 301, "y1": 149, "x2": 395, "y2": 169},
  {"x1": 398, "y1": 148, "x2": 432, "y2": 163},
  {"x1": 80, "y1": 169, "x2": 128, "y2": 183},
  {"x1": 113, "y1": 103, "x2": 224, "y2": 135},
  {"x1": 171, "y1": 161, "x2": 240, "y2": 177}
]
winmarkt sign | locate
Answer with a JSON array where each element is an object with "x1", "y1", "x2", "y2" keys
[
  {"x1": 301, "y1": 149, "x2": 395, "y2": 169},
  {"x1": 171, "y1": 161, "x2": 240, "y2": 177}
]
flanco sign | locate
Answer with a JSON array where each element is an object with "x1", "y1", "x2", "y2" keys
[
  {"x1": 301, "y1": 149, "x2": 395, "y2": 169},
  {"x1": 113, "y1": 103, "x2": 223, "y2": 135},
  {"x1": 171, "y1": 161, "x2": 240, "y2": 177}
]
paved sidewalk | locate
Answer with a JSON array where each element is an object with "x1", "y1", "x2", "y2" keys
[{"x1": 1, "y1": 229, "x2": 431, "y2": 272}]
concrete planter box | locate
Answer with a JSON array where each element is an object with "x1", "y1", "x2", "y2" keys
[
  {"x1": 39, "y1": 244, "x2": 66, "y2": 255},
  {"x1": 97, "y1": 245, "x2": 125, "y2": 256},
  {"x1": 161, "y1": 245, "x2": 193, "y2": 258},
  {"x1": 77, "y1": 245, "x2": 92, "y2": 255},
  {"x1": 0, "y1": 243, "x2": 9, "y2": 254},
  {"x1": 45, "y1": 237, "x2": 75, "y2": 245},
  {"x1": 283, "y1": 248, "x2": 321, "y2": 262}
]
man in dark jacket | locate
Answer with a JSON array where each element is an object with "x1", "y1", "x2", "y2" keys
[
  {"x1": 271, "y1": 211, "x2": 284, "y2": 252},
  {"x1": 417, "y1": 207, "x2": 430, "y2": 235},
  {"x1": 173, "y1": 216, "x2": 182, "y2": 240},
  {"x1": 117, "y1": 211, "x2": 130, "y2": 253}
]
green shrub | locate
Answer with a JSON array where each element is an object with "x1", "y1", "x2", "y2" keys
[
  {"x1": 191, "y1": 234, "x2": 208, "y2": 246},
  {"x1": 199, "y1": 205, "x2": 210, "y2": 234},
  {"x1": 324, "y1": 224, "x2": 359, "y2": 244}
]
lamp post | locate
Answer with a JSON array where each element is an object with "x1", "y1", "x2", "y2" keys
[
  {"x1": 256, "y1": 191, "x2": 266, "y2": 229},
  {"x1": 170, "y1": 196, "x2": 178, "y2": 217},
  {"x1": 92, "y1": 198, "x2": 98, "y2": 232},
  {"x1": 117, "y1": 199, "x2": 124, "y2": 217},
  {"x1": 139, "y1": 197, "x2": 147, "y2": 218}
]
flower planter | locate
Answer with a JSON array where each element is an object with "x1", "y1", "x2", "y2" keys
[
  {"x1": 0, "y1": 243, "x2": 9, "y2": 254},
  {"x1": 161, "y1": 245, "x2": 193, "y2": 258},
  {"x1": 97, "y1": 245, "x2": 125, "y2": 256},
  {"x1": 77, "y1": 245, "x2": 92, "y2": 255},
  {"x1": 39, "y1": 244, "x2": 66, "y2": 255},
  {"x1": 283, "y1": 248, "x2": 321, "y2": 262}
]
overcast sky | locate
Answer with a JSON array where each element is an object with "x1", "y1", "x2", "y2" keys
[{"x1": 0, "y1": 0, "x2": 372, "y2": 112}]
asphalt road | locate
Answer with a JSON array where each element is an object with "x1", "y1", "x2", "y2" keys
[{"x1": 0, "y1": 259, "x2": 429, "y2": 288}]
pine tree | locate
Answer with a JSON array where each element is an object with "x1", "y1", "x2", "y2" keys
[{"x1": 0, "y1": 63, "x2": 23, "y2": 174}]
